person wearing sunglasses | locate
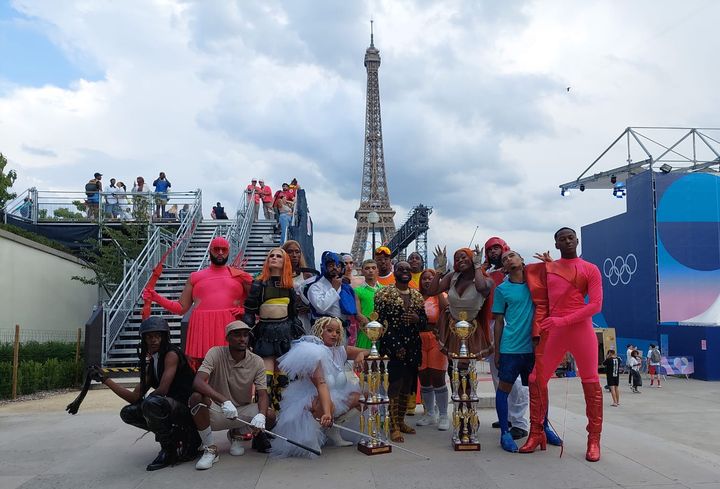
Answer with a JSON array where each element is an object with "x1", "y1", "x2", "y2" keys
[{"x1": 374, "y1": 246, "x2": 395, "y2": 286}]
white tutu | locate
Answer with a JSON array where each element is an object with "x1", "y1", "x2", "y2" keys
[{"x1": 272, "y1": 336, "x2": 361, "y2": 458}]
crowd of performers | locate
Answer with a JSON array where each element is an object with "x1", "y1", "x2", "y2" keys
[{"x1": 93, "y1": 227, "x2": 604, "y2": 471}]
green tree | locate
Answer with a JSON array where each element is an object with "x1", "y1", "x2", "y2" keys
[
  {"x1": 72, "y1": 224, "x2": 147, "y2": 293},
  {"x1": 0, "y1": 153, "x2": 17, "y2": 209}
]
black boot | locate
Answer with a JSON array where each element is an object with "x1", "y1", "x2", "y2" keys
[
  {"x1": 178, "y1": 427, "x2": 202, "y2": 462},
  {"x1": 146, "y1": 442, "x2": 178, "y2": 471},
  {"x1": 252, "y1": 431, "x2": 272, "y2": 453}
]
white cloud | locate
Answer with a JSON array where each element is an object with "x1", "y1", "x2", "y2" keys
[{"x1": 1, "y1": 0, "x2": 718, "y2": 265}]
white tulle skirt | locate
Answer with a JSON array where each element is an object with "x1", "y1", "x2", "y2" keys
[{"x1": 271, "y1": 337, "x2": 361, "y2": 458}]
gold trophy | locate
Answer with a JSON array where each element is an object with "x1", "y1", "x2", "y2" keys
[
  {"x1": 449, "y1": 310, "x2": 481, "y2": 452},
  {"x1": 449, "y1": 311, "x2": 477, "y2": 358},
  {"x1": 357, "y1": 313, "x2": 392, "y2": 456},
  {"x1": 363, "y1": 314, "x2": 385, "y2": 358}
]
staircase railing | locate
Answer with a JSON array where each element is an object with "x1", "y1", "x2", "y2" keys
[
  {"x1": 101, "y1": 189, "x2": 202, "y2": 363},
  {"x1": 228, "y1": 190, "x2": 257, "y2": 267},
  {"x1": 198, "y1": 190, "x2": 257, "y2": 270}
]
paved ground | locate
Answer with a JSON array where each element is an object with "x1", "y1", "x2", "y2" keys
[{"x1": 1, "y1": 375, "x2": 719, "y2": 489}]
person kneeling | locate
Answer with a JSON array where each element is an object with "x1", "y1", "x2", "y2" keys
[
  {"x1": 272, "y1": 317, "x2": 367, "y2": 458},
  {"x1": 189, "y1": 321, "x2": 276, "y2": 470},
  {"x1": 93, "y1": 317, "x2": 200, "y2": 471}
]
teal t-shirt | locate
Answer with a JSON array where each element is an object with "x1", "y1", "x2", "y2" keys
[{"x1": 491, "y1": 279, "x2": 534, "y2": 354}]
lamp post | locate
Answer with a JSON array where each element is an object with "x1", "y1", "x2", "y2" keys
[{"x1": 367, "y1": 211, "x2": 380, "y2": 256}]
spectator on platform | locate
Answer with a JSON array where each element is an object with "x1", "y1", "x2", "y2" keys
[
  {"x1": 246, "y1": 179, "x2": 261, "y2": 221},
  {"x1": 153, "y1": 172, "x2": 172, "y2": 219},
  {"x1": 85, "y1": 172, "x2": 102, "y2": 220},
  {"x1": 132, "y1": 176, "x2": 151, "y2": 221},
  {"x1": 211, "y1": 202, "x2": 228, "y2": 220},
  {"x1": 286, "y1": 178, "x2": 299, "y2": 201},
  {"x1": 167, "y1": 204, "x2": 178, "y2": 220},
  {"x1": 258, "y1": 180, "x2": 274, "y2": 220},
  {"x1": 16, "y1": 196, "x2": 32, "y2": 220},
  {"x1": 179, "y1": 203, "x2": 190, "y2": 221},
  {"x1": 276, "y1": 194, "x2": 293, "y2": 244},
  {"x1": 106, "y1": 178, "x2": 120, "y2": 219},
  {"x1": 116, "y1": 181, "x2": 132, "y2": 221}
]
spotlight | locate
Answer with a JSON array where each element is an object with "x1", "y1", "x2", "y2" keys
[
  {"x1": 610, "y1": 175, "x2": 617, "y2": 184},
  {"x1": 659, "y1": 163, "x2": 673, "y2": 174},
  {"x1": 561, "y1": 188, "x2": 570, "y2": 197},
  {"x1": 612, "y1": 182, "x2": 626, "y2": 199},
  {"x1": 579, "y1": 184, "x2": 585, "y2": 192}
]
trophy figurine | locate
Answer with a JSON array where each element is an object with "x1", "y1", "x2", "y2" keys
[
  {"x1": 357, "y1": 314, "x2": 392, "y2": 456},
  {"x1": 451, "y1": 359, "x2": 460, "y2": 401}
]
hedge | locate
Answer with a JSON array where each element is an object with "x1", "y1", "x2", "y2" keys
[
  {"x1": 0, "y1": 359, "x2": 83, "y2": 399},
  {"x1": 0, "y1": 341, "x2": 79, "y2": 363}
]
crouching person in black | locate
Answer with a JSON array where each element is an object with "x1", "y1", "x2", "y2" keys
[{"x1": 91, "y1": 316, "x2": 200, "y2": 471}]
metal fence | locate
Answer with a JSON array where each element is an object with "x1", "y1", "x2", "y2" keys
[
  {"x1": 0, "y1": 325, "x2": 84, "y2": 399},
  {"x1": 3, "y1": 188, "x2": 201, "y2": 226}
]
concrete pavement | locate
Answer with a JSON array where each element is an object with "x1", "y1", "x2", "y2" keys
[{"x1": 1, "y1": 375, "x2": 719, "y2": 489}]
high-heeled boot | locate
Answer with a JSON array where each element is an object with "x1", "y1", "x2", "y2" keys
[
  {"x1": 398, "y1": 394, "x2": 416, "y2": 434},
  {"x1": 389, "y1": 396, "x2": 404, "y2": 442},
  {"x1": 583, "y1": 382, "x2": 603, "y2": 462},
  {"x1": 519, "y1": 381, "x2": 547, "y2": 453}
]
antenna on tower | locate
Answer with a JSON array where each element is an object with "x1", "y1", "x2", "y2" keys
[{"x1": 370, "y1": 19, "x2": 374, "y2": 47}]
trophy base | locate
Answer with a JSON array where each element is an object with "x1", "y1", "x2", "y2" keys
[
  {"x1": 451, "y1": 395, "x2": 479, "y2": 403},
  {"x1": 357, "y1": 442, "x2": 392, "y2": 456},
  {"x1": 453, "y1": 440, "x2": 481, "y2": 451},
  {"x1": 450, "y1": 353, "x2": 477, "y2": 361}
]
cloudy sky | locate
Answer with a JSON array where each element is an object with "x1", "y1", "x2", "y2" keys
[{"x1": 1, "y1": 0, "x2": 718, "y2": 264}]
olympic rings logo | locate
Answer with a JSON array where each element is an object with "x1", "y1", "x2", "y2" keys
[{"x1": 603, "y1": 254, "x2": 637, "y2": 286}]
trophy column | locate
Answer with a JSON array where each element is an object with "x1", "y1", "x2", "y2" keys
[
  {"x1": 449, "y1": 312, "x2": 481, "y2": 451},
  {"x1": 450, "y1": 354, "x2": 481, "y2": 451},
  {"x1": 358, "y1": 317, "x2": 392, "y2": 455}
]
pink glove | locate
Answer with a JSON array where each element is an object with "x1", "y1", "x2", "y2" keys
[
  {"x1": 539, "y1": 316, "x2": 567, "y2": 331},
  {"x1": 143, "y1": 288, "x2": 184, "y2": 315},
  {"x1": 229, "y1": 306, "x2": 245, "y2": 318}
]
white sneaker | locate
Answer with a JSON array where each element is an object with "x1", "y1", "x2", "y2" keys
[
  {"x1": 326, "y1": 426, "x2": 353, "y2": 447},
  {"x1": 195, "y1": 445, "x2": 219, "y2": 470},
  {"x1": 227, "y1": 431, "x2": 245, "y2": 456},
  {"x1": 437, "y1": 415, "x2": 451, "y2": 431},
  {"x1": 416, "y1": 413, "x2": 438, "y2": 426}
]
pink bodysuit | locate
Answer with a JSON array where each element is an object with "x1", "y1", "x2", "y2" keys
[
  {"x1": 185, "y1": 265, "x2": 252, "y2": 360},
  {"x1": 530, "y1": 257, "x2": 603, "y2": 385}
]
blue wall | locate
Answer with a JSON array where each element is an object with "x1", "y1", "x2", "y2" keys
[
  {"x1": 660, "y1": 324, "x2": 720, "y2": 380},
  {"x1": 581, "y1": 171, "x2": 659, "y2": 342}
]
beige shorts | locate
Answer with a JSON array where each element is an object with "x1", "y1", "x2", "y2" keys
[{"x1": 209, "y1": 403, "x2": 260, "y2": 433}]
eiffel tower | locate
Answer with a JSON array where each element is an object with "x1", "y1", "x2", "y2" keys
[{"x1": 351, "y1": 23, "x2": 396, "y2": 264}]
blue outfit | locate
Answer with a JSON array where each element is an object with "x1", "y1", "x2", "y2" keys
[
  {"x1": 153, "y1": 178, "x2": 171, "y2": 201},
  {"x1": 491, "y1": 280, "x2": 534, "y2": 354}
]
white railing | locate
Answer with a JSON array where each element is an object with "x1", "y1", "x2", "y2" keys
[
  {"x1": 101, "y1": 190, "x2": 202, "y2": 362},
  {"x1": 3, "y1": 188, "x2": 200, "y2": 225},
  {"x1": 198, "y1": 190, "x2": 257, "y2": 270}
]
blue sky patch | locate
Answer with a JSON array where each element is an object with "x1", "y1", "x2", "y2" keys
[{"x1": 0, "y1": 1, "x2": 102, "y2": 88}]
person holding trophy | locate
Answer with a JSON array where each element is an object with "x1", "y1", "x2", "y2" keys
[
  {"x1": 425, "y1": 246, "x2": 494, "y2": 364},
  {"x1": 375, "y1": 261, "x2": 427, "y2": 443}
]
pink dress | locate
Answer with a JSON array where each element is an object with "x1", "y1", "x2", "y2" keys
[{"x1": 185, "y1": 265, "x2": 252, "y2": 360}]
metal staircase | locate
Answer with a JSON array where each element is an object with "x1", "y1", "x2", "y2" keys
[{"x1": 101, "y1": 197, "x2": 280, "y2": 367}]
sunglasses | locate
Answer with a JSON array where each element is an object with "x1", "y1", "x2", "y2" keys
[{"x1": 375, "y1": 246, "x2": 391, "y2": 256}]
